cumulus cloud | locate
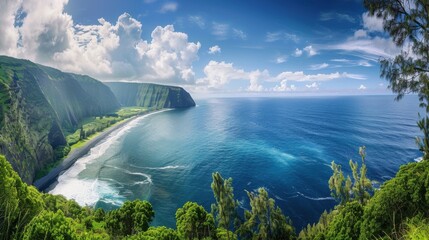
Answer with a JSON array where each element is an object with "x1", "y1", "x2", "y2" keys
[
  {"x1": 208, "y1": 45, "x2": 221, "y2": 54},
  {"x1": 0, "y1": 0, "x2": 23, "y2": 56},
  {"x1": 197, "y1": 60, "x2": 365, "y2": 91},
  {"x1": 160, "y1": 2, "x2": 178, "y2": 13},
  {"x1": 276, "y1": 56, "x2": 287, "y2": 64},
  {"x1": 197, "y1": 61, "x2": 248, "y2": 89},
  {"x1": 358, "y1": 84, "x2": 367, "y2": 90},
  {"x1": 362, "y1": 12, "x2": 384, "y2": 32},
  {"x1": 273, "y1": 80, "x2": 296, "y2": 92},
  {"x1": 305, "y1": 82, "x2": 319, "y2": 89},
  {"x1": 0, "y1": 1, "x2": 201, "y2": 84},
  {"x1": 309, "y1": 63, "x2": 329, "y2": 70},
  {"x1": 303, "y1": 45, "x2": 318, "y2": 56},
  {"x1": 294, "y1": 48, "x2": 303, "y2": 57}
]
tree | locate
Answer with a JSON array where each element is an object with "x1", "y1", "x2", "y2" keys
[
  {"x1": 126, "y1": 226, "x2": 179, "y2": 240},
  {"x1": 0, "y1": 155, "x2": 44, "y2": 240},
  {"x1": 328, "y1": 161, "x2": 352, "y2": 205},
  {"x1": 106, "y1": 200, "x2": 154, "y2": 236},
  {"x1": 364, "y1": 0, "x2": 429, "y2": 159},
  {"x1": 238, "y1": 188, "x2": 295, "y2": 240},
  {"x1": 350, "y1": 146, "x2": 373, "y2": 204},
  {"x1": 211, "y1": 172, "x2": 237, "y2": 240},
  {"x1": 329, "y1": 146, "x2": 373, "y2": 205},
  {"x1": 79, "y1": 125, "x2": 85, "y2": 140},
  {"x1": 325, "y1": 201, "x2": 364, "y2": 240},
  {"x1": 22, "y1": 210, "x2": 78, "y2": 240},
  {"x1": 175, "y1": 201, "x2": 216, "y2": 240}
]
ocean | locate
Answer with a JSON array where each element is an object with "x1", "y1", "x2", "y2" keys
[{"x1": 48, "y1": 95, "x2": 422, "y2": 230}]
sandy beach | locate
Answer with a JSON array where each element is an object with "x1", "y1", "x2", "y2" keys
[{"x1": 33, "y1": 110, "x2": 164, "y2": 191}]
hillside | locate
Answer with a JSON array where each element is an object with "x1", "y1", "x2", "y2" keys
[
  {"x1": 105, "y1": 82, "x2": 196, "y2": 109},
  {"x1": 0, "y1": 56, "x2": 196, "y2": 184},
  {"x1": 0, "y1": 56, "x2": 120, "y2": 183}
]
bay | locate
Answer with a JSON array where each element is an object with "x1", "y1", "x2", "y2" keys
[{"x1": 49, "y1": 95, "x2": 422, "y2": 230}]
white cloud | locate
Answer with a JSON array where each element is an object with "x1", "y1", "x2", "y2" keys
[
  {"x1": 323, "y1": 11, "x2": 399, "y2": 60},
  {"x1": 330, "y1": 58, "x2": 372, "y2": 67},
  {"x1": 362, "y1": 12, "x2": 384, "y2": 32},
  {"x1": 233, "y1": 28, "x2": 247, "y2": 40},
  {"x1": 208, "y1": 45, "x2": 221, "y2": 54},
  {"x1": 294, "y1": 48, "x2": 303, "y2": 57},
  {"x1": 327, "y1": 37, "x2": 399, "y2": 58},
  {"x1": 273, "y1": 80, "x2": 296, "y2": 92},
  {"x1": 212, "y1": 22, "x2": 229, "y2": 39},
  {"x1": 188, "y1": 15, "x2": 205, "y2": 29},
  {"x1": 197, "y1": 61, "x2": 248, "y2": 89},
  {"x1": 274, "y1": 71, "x2": 366, "y2": 82},
  {"x1": 197, "y1": 61, "x2": 270, "y2": 92},
  {"x1": 276, "y1": 56, "x2": 287, "y2": 64},
  {"x1": 309, "y1": 63, "x2": 329, "y2": 70},
  {"x1": 197, "y1": 60, "x2": 365, "y2": 92},
  {"x1": 0, "y1": 2, "x2": 201, "y2": 84},
  {"x1": 304, "y1": 45, "x2": 318, "y2": 56},
  {"x1": 354, "y1": 29, "x2": 368, "y2": 38},
  {"x1": 266, "y1": 31, "x2": 299, "y2": 43},
  {"x1": 248, "y1": 69, "x2": 269, "y2": 92},
  {"x1": 0, "y1": 0, "x2": 23, "y2": 56},
  {"x1": 320, "y1": 12, "x2": 355, "y2": 23},
  {"x1": 306, "y1": 82, "x2": 319, "y2": 89},
  {"x1": 160, "y1": 2, "x2": 178, "y2": 13},
  {"x1": 358, "y1": 84, "x2": 367, "y2": 90}
]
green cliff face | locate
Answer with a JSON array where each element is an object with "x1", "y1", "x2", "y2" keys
[
  {"x1": 105, "y1": 82, "x2": 196, "y2": 109},
  {"x1": 0, "y1": 56, "x2": 119, "y2": 183}
]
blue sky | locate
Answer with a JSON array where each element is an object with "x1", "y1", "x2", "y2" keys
[{"x1": 0, "y1": 0, "x2": 399, "y2": 96}]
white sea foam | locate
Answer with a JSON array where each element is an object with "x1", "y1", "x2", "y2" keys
[
  {"x1": 49, "y1": 110, "x2": 170, "y2": 206},
  {"x1": 296, "y1": 192, "x2": 334, "y2": 201},
  {"x1": 129, "y1": 164, "x2": 185, "y2": 170}
]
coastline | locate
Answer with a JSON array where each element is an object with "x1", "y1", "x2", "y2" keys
[{"x1": 33, "y1": 109, "x2": 168, "y2": 191}]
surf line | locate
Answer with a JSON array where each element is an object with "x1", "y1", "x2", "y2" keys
[{"x1": 34, "y1": 109, "x2": 172, "y2": 191}]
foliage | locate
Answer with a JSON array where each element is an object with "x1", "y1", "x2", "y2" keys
[
  {"x1": 0, "y1": 155, "x2": 44, "y2": 240},
  {"x1": 329, "y1": 146, "x2": 373, "y2": 205},
  {"x1": 298, "y1": 210, "x2": 335, "y2": 240},
  {"x1": 364, "y1": 0, "x2": 429, "y2": 160},
  {"x1": 328, "y1": 161, "x2": 352, "y2": 204},
  {"x1": 359, "y1": 160, "x2": 429, "y2": 239},
  {"x1": 325, "y1": 201, "x2": 364, "y2": 240},
  {"x1": 126, "y1": 226, "x2": 179, "y2": 240},
  {"x1": 105, "y1": 200, "x2": 154, "y2": 237},
  {"x1": 403, "y1": 215, "x2": 429, "y2": 240},
  {"x1": 175, "y1": 201, "x2": 216, "y2": 240},
  {"x1": 22, "y1": 210, "x2": 78, "y2": 240},
  {"x1": 238, "y1": 188, "x2": 296, "y2": 240},
  {"x1": 211, "y1": 172, "x2": 237, "y2": 240}
]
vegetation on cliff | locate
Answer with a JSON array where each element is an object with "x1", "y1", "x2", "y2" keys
[
  {"x1": 106, "y1": 82, "x2": 196, "y2": 109},
  {"x1": 0, "y1": 56, "x2": 196, "y2": 184}
]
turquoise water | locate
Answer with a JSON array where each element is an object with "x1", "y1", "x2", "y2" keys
[{"x1": 49, "y1": 95, "x2": 422, "y2": 230}]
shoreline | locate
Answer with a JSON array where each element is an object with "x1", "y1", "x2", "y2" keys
[{"x1": 33, "y1": 109, "x2": 167, "y2": 191}]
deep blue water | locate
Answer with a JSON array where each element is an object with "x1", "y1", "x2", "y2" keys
[{"x1": 50, "y1": 95, "x2": 422, "y2": 230}]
